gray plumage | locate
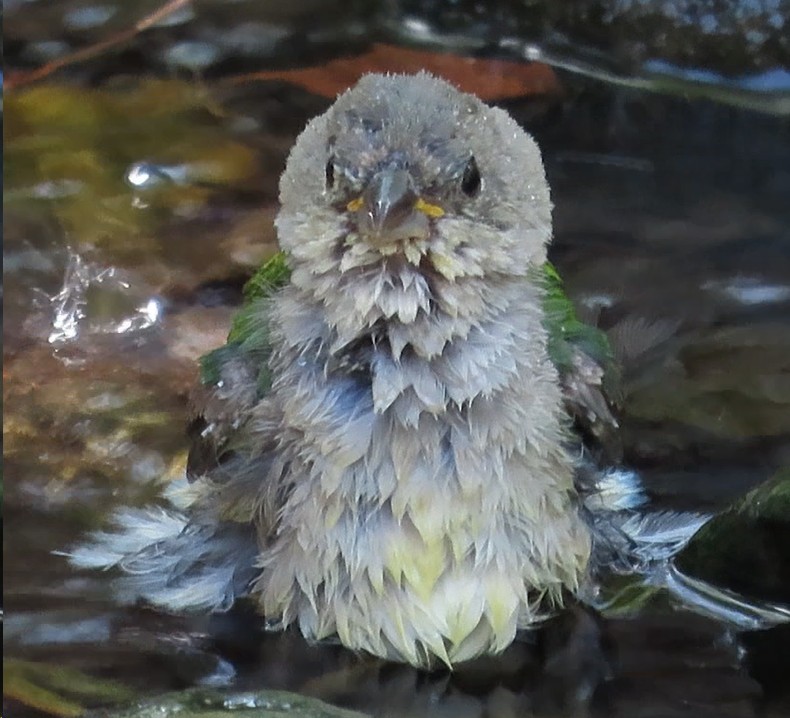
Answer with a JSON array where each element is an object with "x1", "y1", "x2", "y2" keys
[{"x1": 68, "y1": 73, "x2": 692, "y2": 668}]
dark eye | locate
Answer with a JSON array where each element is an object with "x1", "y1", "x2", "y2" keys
[
  {"x1": 461, "y1": 156, "x2": 481, "y2": 197},
  {"x1": 325, "y1": 158, "x2": 335, "y2": 189}
]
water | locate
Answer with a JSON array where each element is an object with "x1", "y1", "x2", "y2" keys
[{"x1": 4, "y1": 6, "x2": 790, "y2": 718}]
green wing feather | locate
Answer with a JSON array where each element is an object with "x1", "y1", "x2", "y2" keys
[
  {"x1": 537, "y1": 262, "x2": 620, "y2": 450},
  {"x1": 540, "y1": 262, "x2": 612, "y2": 375},
  {"x1": 199, "y1": 253, "x2": 292, "y2": 393},
  {"x1": 239, "y1": 251, "x2": 291, "y2": 304},
  {"x1": 189, "y1": 254, "x2": 293, "y2": 482}
]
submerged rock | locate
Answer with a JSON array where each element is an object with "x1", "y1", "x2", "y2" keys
[{"x1": 677, "y1": 469, "x2": 790, "y2": 605}]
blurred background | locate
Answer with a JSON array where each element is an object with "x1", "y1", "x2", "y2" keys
[{"x1": 4, "y1": 2, "x2": 790, "y2": 717}]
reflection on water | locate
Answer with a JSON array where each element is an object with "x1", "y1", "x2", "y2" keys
[
  {"x1": 4, "y1": 7, "x2": 790, "y2": 718},
  {"x1": 659, "y1": 566, "x2": 790, "y2": 631}
]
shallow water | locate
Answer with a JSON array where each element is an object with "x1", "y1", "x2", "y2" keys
[{"x1": 4, "y1": 5, "x2": 790, "y2": 718}]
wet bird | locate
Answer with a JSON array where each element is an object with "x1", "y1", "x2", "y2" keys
[{"x1": 71, "y1": 73, "x2": 684, "y2": 668}]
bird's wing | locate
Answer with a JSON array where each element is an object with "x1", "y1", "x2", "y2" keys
[
  {"x1": 187, "y1": 253, "x2": 292, "y2": 494},
  {"x1": 538, "y1": 262, "x2": 621, "y2": 456}
]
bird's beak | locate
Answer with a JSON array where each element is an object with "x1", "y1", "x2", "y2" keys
[{"x1": 347, "y1": 167, "x2": 443, "y2": 245}]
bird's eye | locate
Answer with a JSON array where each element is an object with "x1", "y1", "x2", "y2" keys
[
  {"x1": 325, "y1": 159, "x2": 335, "y2": 189},
  {"x1": 461, "y1": 156, "x2": 481, "y2": 197}
]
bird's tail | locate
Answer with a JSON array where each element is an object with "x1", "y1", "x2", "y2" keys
[
  {"x1": 580, "y1": 466, "x2": 710, "y2": 574},
  {"x1": 65, "y1": 479, "x2": 259, "y2": 614}
]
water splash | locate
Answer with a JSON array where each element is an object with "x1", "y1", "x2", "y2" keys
[{"x1": 48, "y1": 251, "x2": 162, "y2": 344}]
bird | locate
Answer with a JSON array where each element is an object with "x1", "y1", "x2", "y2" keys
[{"x1": 69, "y1": 72, "x2": 683, "y2": 669}]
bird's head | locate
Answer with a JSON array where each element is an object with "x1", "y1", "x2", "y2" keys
[{"x1": 278, "y1": 73, "x2": 552, "y2": 280}]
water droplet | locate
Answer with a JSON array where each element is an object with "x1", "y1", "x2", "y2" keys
[
  {"x1": 125, "y1": 161, "x2": 170, "y2": 189},
  {"x1": 125, "y1": 161, "x2": 191, "y2": 190}
]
